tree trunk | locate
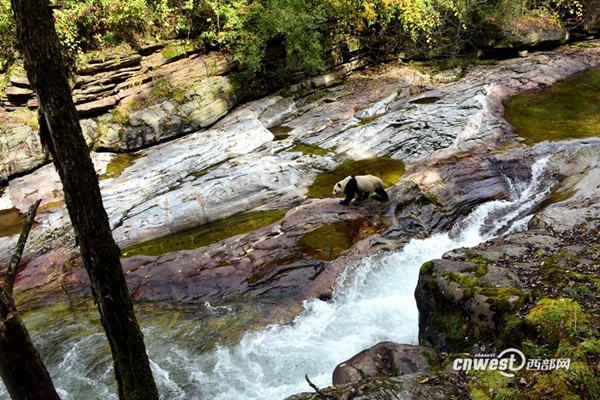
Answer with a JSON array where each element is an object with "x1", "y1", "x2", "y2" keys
[
  {"x1": 4, "y1": 199, "x2": 41, "y2": 297},
  {"x1": 0, "y1": 289, "x2": 60, "y2": 400},
  {"x1": 0, "y1": 200, "x2": 59, "y2": 400},
  {"x1": 10, "y1": 1, "x2": 159, "y2": 399}
]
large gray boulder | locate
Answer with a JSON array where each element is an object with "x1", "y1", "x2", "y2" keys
[
  {"x1": 332, "y1": 342, "x2": 437, "y2": 385},
  {"x1": 480, "y1": 11, "x2": 568, "y2": 50},
  {"x1": 0, "y1": 121, "x2": 47, "y2": 184}
]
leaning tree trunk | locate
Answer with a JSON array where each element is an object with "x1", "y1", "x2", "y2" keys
[
  {"x1": 10, "y1": 1, "x2": 159, "y2": 399},
  {"x1": 0, "y1": 200, "x2": 59, "y2": 400},
  {"x1": 0, "y1": 288, "x2": 60, "y2": 400}
]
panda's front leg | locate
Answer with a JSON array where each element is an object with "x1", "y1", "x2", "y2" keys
[{"x1": 339, "y1": 194, "x2": 353, "y2": 205}]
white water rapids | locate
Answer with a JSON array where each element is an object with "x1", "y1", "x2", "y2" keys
[{"x1": 0, "y1": 157, "x2": 551, "y2": 400}]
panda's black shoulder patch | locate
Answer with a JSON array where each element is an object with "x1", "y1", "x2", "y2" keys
[
  {"x1": 344, "y1": 176, "x2": 358, "y2": 195},
  {"x1": 339, "y1": 176, "x2": 360, "y2": 205}
]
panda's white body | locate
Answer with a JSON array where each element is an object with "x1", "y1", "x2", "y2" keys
[
  {"x1": 333, "y1": 175, "x2": 383, "y2": 195},
  {"x1": 333, "y1": 174, "x2": 389, "y2": 205}
]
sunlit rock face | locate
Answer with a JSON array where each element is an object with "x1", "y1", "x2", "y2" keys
[
  {"x1": 1, "y1": 40, "x2": 600, "y2": 400},
  {"x1": 1, "y1": 43, "x2": 599, "y2": 312}
]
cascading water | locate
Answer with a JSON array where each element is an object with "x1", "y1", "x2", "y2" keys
[{"x1": 0, "y1": 157, "x2": 552, "y2": 400}]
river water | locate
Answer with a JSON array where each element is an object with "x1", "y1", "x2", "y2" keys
[{"x1": 0, "y1": 156, "x2": 552, "y2": 400}]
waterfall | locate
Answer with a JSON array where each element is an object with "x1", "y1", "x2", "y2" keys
[{"x1": 0, "y1": 157, "x2": 551, "y2": 400}]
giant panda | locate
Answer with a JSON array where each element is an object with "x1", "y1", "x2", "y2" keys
[{"x1": 332, "y1": 175, "x2": 389, "y2": 205}]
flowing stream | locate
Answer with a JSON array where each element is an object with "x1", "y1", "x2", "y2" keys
[{"x1": 0, "y1": 157, "x2": 551, "y2": 400}]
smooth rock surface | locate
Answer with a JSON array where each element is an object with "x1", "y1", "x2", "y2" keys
[{"x1": 1, "y1": 43, "x2": 600, "y2": 320}]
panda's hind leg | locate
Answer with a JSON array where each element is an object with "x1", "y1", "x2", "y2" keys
[{"x1": 357, "y1": 191, "x2": 370, "y2": 201}]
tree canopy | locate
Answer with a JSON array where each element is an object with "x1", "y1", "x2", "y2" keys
[{"x1": 0, "y1": 0, "x2": 596, "y2": 75}]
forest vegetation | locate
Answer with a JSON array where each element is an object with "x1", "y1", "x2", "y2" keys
[{"x1": 1, "y1": 0, "x2": 598, "y2": 76}]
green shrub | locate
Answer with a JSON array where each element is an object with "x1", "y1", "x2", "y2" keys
[
  {"x1": 54, "y1": 0, "x2": 148, "y2": 50},
  {"x1": 1, "y1": 0, "x2": 598, "y2": 76},
  {"x1": 0, "y1": 0, "x2": 17, "y2": 71},
  {"x1": 201, "y1": 0, "x2": 326, "y2": 75}
]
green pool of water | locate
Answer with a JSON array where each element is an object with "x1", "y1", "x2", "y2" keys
[
  {"x1": 291, "y1": 142, "x2": 330, "y2": 156},
  {"x1": 269, "y1": 125, "x2": 293, "y2": 141},
  {"x1": 99, "y1": 152, "x2": 145, "y2": 180},
  {"x1": 39, "y1": 200, "x2": 65, "y2": 212},
  {"x1": 297, "y1": 220, "x2": 365, "y2": 261},
  {"x1": 410, "y1": 96, "x2": 442, "y2": 105},
  {"x1": 307, "y1": 157, "x2": 405, "y2": 199},
  {"x1": 121, "y1": 210, "x2": 286, "y2": 257},
  {"x1": 0, "y1": 207, "x2": 24, "y2": 238},
  {"x1": 503, "y1": 66, "x2": 600, "y2": 144}
]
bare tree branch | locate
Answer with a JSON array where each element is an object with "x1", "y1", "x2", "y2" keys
[
  {"x1": 4, "y1": 199, "x2": 41, "y2": 297},
  {"x1": 305, "y1": 374, "x2": 335, "y2": 399}
]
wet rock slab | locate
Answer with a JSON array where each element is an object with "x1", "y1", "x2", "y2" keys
[
  {"x1": 59, "y1": 199, "x2": 392, "y2": 310},
  {"x1": 1, "y1": 43, "x2": 599, "y2": 336}
]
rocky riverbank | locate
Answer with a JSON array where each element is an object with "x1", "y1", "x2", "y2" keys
[
  {"x1": 1, "y1": 39, "x2": 600, "y2": 399},
  {"x1": 285, "y1": 138, "x2": 600, "y2": 399}
]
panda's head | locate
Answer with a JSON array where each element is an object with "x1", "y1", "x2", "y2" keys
[{"x1": 333, "y1": 181, "x2": 344, "y2": 195}]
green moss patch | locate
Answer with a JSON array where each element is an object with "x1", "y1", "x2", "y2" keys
[
  {"x1": 492, "y1": 296, "x2": 598, "y2": 399},
  {"x1": 443, "y1": 272, "x2": 526, "y2": 313},
  {"x1": 8, "y1": 109, "x2": 39, "y2": 130},
  {"x1": 427, "y1": 305, "x2": 473, "y2": 351},
  {"x1": 121, "y1": 210, "x2": 286, "y2": 257},
  {"x1": 305, "y1": 89, "x2": 327, "y2": 103},
  {"x1": 524, "y1": 297, "x2": 589, "y2": 346},
  {"x1": 150, "y1": 77, "x2": 187, "y2": 103},
  {"x1": 461, "y1": 264, "x2": 488, "y2": 277},
  {"x1": 420, "y1": 261, "x2": 435, "y2": 275},
  {"x1": 463, "y1": 251, "x2": 489, "y2": 277},
  {"x1": 109, "y1": 104, "x2": 134, "y2": 125},
  {"x1": 465, "y1": 250, "x2": 490, "y2": 265},
  {"x1": 307, "y1": 157, "x2": 405, "y2": 199},
  {"x1": 538, "y1": 249, "x2": 600, "y2": 294},
  {"x1": 160, "y1": 40, "x2": 204, "y2": 61},
  {"x1": 468, "y1": 370, "x2": 519, "y2": 400},
  {"x1": 423, "y1": 271, "x2": 528, "y2": 351}
]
